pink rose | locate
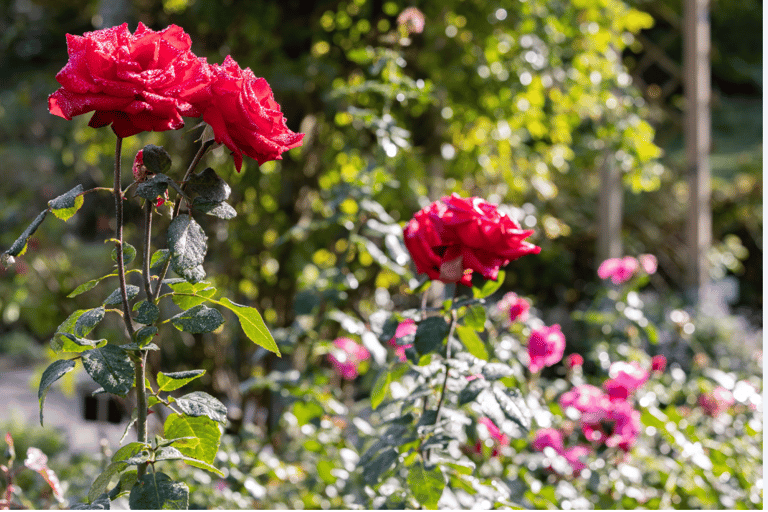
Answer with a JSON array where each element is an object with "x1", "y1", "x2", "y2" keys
[
  {"x1": 49, "y1": 23, "x2": 212, "y2": 138},
  {"x1": 699, "y1": 386, "x2": 735, "y2": 417},
  {"x1": 603, "y1": 400, "x2": 642, "y2": 451},
  {"x1": 638, "y1": 254, "x2": 658, "y2": 275},
  {"x1": 566, "y1": 353, "x2": 584, "y2": 369},
  {"x1": 507, "y1": 294, "x2": 530, "y2": 322},
  {"x1": 388, "y1": 319, "x2": 416, "y2": 362},
  {"x1": 404, "y1": 194, "x2": 540, "y2": 286},
  {"x1": 527, "y1": 324, "x2": 565, "y2": 373},
  {"x1": 597, "y1": 256, "x2": 639, "y2": 284},
  {"x1": 479, "y1": 417, "x2": 509, "y2": 445},
  {"x1": 563, "y1": 445, "x2": 591, "y2": 474},
  {"x1": 651, "y1": 355, "x2": 666, "y2": 373},
  {"x1": 327, "y1": 337, "x2": 370, "y2": 380},
  {"x1": 202, "y1": 56, "x2": 304, "y2": 171},
  {"x1": 603, "y1": 361, "x2": 648, "y2": 401},
  {"x1": 532, "y1": 428, "x2": 564, "y2": 453},
  {"x1": 559, "y1": 384, "x2": 611, "y2": 425},
  {"x1": 397, "y1": 7, "x2": 425, "y2": 34}
]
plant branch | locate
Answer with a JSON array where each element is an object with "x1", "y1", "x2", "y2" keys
[
  {"x1": 134, "y1": 351, "x2": 149, "y2": 479},
  {"x1": 434, "y1": 285, "x2": 460, "y2": 424},
  {"x1": 151, "y1": 140, "x2": 213, "y2": 302},
  {"x1": 113, "y1": 136, "x2": 135, "y2": 339},
  {"x1": 142, "y1": 200, "x2": 153, "y2": 300}
]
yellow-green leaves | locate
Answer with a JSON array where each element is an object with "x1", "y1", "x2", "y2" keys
[{"x1": 49, "y1": 184, "x2": 84, "y2": 222}]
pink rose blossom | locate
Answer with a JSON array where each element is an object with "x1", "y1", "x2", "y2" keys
[
  {"x1": 507, "y1": 294, "x2": 530, "y2": 322},
  {"x1": 597, "y1": 256, "x2": 640, "y2": 284},
  {"x1": 651, "y1": 355, "x2": 666, "y2": 373},
  {"x1": 699, "y1": 386, "x2": 735, "y2": 417},
  {"x1": 566, "y1": 353, "x2": 584, "y2": 369},
  {"x1": 327, "y1": 337, "x2": 370, "y2": 380},
  {"x1": 559, "y1": 384, "x2": 612, "y2": 425},
  {"x1": 397, "y1": 7, "x2": 425, "y2": 34},
  {"x1": 527, "y1": 324, "x2": 565, "y2": 373},
  {"x1": 563, "y1": 445, "x2": 591, "y2": 474},
  {"x1": 388, "y1": 319, "x2": 416, "y2": 362},
  {"x1": 532, "y1": 428, "x2": 564, "y2": 453},
  {"x1": 638, "y1": 254, "x2": 658, "y2": 275},
  {"x1": 479, "y1": 417, "x2": 509, "y2": 445},
  {"x1": 603, "y1": 361, "x2": 649, "y2": 401}
]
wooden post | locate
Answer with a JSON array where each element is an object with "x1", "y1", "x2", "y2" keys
[
  {"x1": 597, "y1": 152, "x2": 623, "y2": 264},
  {"x1": 683, "y1": 0, "x2": 712, "y2": 301}
]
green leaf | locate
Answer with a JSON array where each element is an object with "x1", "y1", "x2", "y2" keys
[
  {"x1": 168, "y1": 281, "x2": 217, "y2": 309},
  {"x1": 81, "y1": 345, "x2": 135, "y2": 396},
  {"x1": 173, "y1": 391, "x2": 227, "y2": 423},
  {"x1": 163, "y1": 413, "x2": 221, "y2": 464},
  {"x1": 170, "y1": 305, "x2": 224, "y2": 334},
  {"x1": 187, "y1": 167, "x2": 231, "y2": 203},
  {"x1": 191, "y1": 198, "x2": 237, "y2": 219},
  {"x1": 154, "y1": 447, "x2": 225, "y2": 477},
  {"x1": 371, "y1": 370, "x2": 391, "y2": 410},
  {"x1": 111, "y1": 243, "x2": 136, "y2": 266},
  {"x1": 458, "y1": 379, "x2": 487, "y2": 406},
  {"x1": 68, "y1": 274, "x2": 117, "y2": 298},
  {"x1": 88, "y1": 461, "x2": 127, "y2": 503},
  {"x1": 121, "y1": 342, "x2": 159, "y2": 352},
  {"x1": 363, "y1": 447, "x2": 398, "y2": 486},
  {"x1": 407, "y1": 461, "x2": 445, "y2": 509},
  {"x1": 133, "y1": 301, "x2": 160, "y2": 325},
  {"x1": 55, "y1": 333, "x2": 107, "y2": 352},
  {"x1": 49, "y1": 184, "x2": 85, "y2": 222},
  {"x1": 129, "y1": 472, "x2": 188, "y2": 510},
  {"x1": 4, "y1": 210, "x2": 48, "y2": 257},
  {"x1": 414, "y1": 317, "x2": 450, "y2": 355},
  {"x1": 38, "y1": 359, "x2": 76, "y2": 426},
  {"x1": 455, "y1": 325, "x2": 489, "y2": 361},
  {"x1": 134, "y1": 173, "x2": 175, "y2": 201},
  {"x1": 150, "y1": 249, "x2": 170, "y2": 272},
  {"x1": 293, "y1": 400, "x2": 323, "y2": 425},
  {"x1": 473, "y1": 270, "x2": 505, "y2": 299},
  {"x1": 134, "y1": 326, "x2": 158, "y2": 348},
  {"x1": 51, "y1": 307, "x2": 106, "y2": 353},
  {"x1": 157, "y1": 370, "x2": 206, "y2": 392},
  {"x1": 72, "y1": 493, "x2": 111, "y2": 510},
  {"x1": 103, "y1": 285, "x2": 140, "y2": 306},
  {"x1": 213, "y1": 297, "x2": 279, "y2": 356},
  {"x1": 465, "y1": 304, "x2": 486, "y2": 331},
  {"x1": 141, "y1": 145, "x2": 172, "y2": 174},
  {"x1": 110, "y1": 471, "x2": 137, "y2": 500},
  {"x1": 112, "y1": 442, "x2": 148, "y2": 463},
  {"x1": 167, "y1": 215, "x2": 207, "y2": 284}
]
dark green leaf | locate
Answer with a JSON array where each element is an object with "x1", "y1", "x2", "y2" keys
[
  {"x1": 363, "y1": 447, "x2": 398, "y2": 486},
  {"x1": 133, "y1": 301, "x2": 160, "y2": 325},
  {"x1": 150, "y1": 250, "x2": 170, "y2": 272},
  {"x1": 136, "y1": 174, "x2": 173, "y2": 201},
  {"x1": 103, "y1": 285, "x2": 140, "y2": 306},
  {"x1": 465, "y1": 304, "x2": 486, "y2": 331},
  {"x1": 187, "y1": 168, "x2": 230, "y2": 203},
  {"x1": 5, "y1": 210, "x2": 48, "y2": 257},
  {"x1": 72, "y1": 493, "x2": 111, "y2": 510},
  {"x1": 214, "y1": 298, "x2": 279, "y2": 356},
  {"x1": 371, "y1": 370, "x2": 391, "y2": 410},
  {"x1": 111, "y1": 243, "x2": 136, "y2": 266},
  {"x1": 129, "y1": 472, "x2": 188, "y2": 510},
  {"x1": 167, "y1": 215, "x2": 207, "y2": 284},
  {"x1": 378, "y1": 316, "x2": 399, "y2": 344},
  {"x1": 81, "y1": 345, "x2": 135, "y2": 396},
  {"x1": 173, "y1": 391, "x2": 227, "y2": 423},
  {"x1": 191, "y1": 198, "x2": 237, "y2": 219},
  {"x1": 458, "y1": 379, "x2": 487, "y2": 406},
  {"x1": 110, "y1": 471, "x2": 137, "y2": 500},
  {"x1": 88, "y1": 461, "x2": 127, "y2": 503},
  {"x1": 136, "y1": 326, "x2": 158, "y2": 348},
  {"x1": 163, "y1": 413, "x2": 221, "y2": 464},
  {"x1": 38, "y1": 359, "x2": 76, "y2": 426},
  {"x1": 414, "y1": 317, "x2": 450, "y2": 355},
  {"x1": 407, "y1": 461, "x2": 445, "y2": 509},
  {"x1": 157, "y1": 370, "x2": 206, "y2": 392},
  {"x1": 455, "y1": 325, "x2": 489, "y2": 361},
  {"x1": 51, "y1": 307, "x2": 106, "y2": 353},
  {"x1": 141, "y1": 145, "x2": 172, "y2": 174},
  {"x1": 49, "y1": 184, "x2": 85, "y2": 222},
  {"x1": 170, "y1": 305, "x2": 224, "y2": 334},
  {"x1": 121, "y1": 342, "x2": 159, "y2": 352},
  {"x1": 473, "y1": 270, "x2": 505, "y2": 299}
]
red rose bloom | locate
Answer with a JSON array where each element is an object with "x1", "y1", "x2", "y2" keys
[
  {"x1": 202, "y1": 56, "x2": 304, "y2": 171},
  {"x1": 48, "y1": 23, "x2": 212, "y2": 138},
  {"x1": 403, "y1": 194, "x2": 540, "y2": 285}
]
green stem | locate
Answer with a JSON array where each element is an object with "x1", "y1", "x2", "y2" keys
[
  {"x1": 142, "y1": 200, "x2": 153, "y2": 300},
  {"x1": 434, "y1": 285, "x2": 460, "y2": 425},
  {"x1": 134, "y1": 351, "x2": 149, "y2": 479},
  {"x1": 113, "y1": 136, "x2": 135, "y2": 339},
  {"x1": 151, "y1": 140, "x2": 213, "y2": 303}
]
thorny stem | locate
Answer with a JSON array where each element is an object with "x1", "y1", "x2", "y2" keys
[
  {"x1": 151, "y1": 140, "x2": 213, "y2": 303},
  {"x1": 113, "y1": 137, "x2": 135, "y2": 339},
  {"x1": 142, "y1": 200, "x2": 153, "y2": 300}
]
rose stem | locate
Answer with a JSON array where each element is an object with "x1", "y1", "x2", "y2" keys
[
  {"x1": 434, "y1": 285, "x2": 460, "y2": 425},
  {"x1": 142, "y1": 200, "x2": 153, "y2": 300}
]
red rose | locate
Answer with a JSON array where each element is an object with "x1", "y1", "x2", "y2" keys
[
  {"x1": 651, "y1": 354, "x2": 666, "y2": 373},
  {"x1": 403, "y1": 194, "x2": 540, "y2": 285},
  {"x1": 202, "y1": 56, "x2": 304, "y2": 171},
  {"x1": 566, "y1": 353, "x2": 584, "y2": 369},
  {"x1": 48, "y1": 23, "x2": 212, "y2": 138}
]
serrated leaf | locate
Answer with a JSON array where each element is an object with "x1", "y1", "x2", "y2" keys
[
  {"x1": 187, "y1": 167, "x2": 230, "y2": 203},
  {"x1": 141, "y1": 145, "x2": 172, "y2": 174},
  {"x1": 81, "y1": 345, "x2": 135, "y2": 396},
  {"x1": 111, "y1": 243, "x2": 136, "y2": 266},
  {"x1": 414, "y1": 317, "x2": 450, "y2": 355},
  {"x1": 173, "y1": 391, "x2": 227, "y2": 423},
  {"x1": 4, "y1": 210, "x2": 49, "y2": 257},
  {"x1": 88, "y1": 461, "x2": 127, "y2": 503},
  {"x1": 150, "y1": 250, "x2": 170, "y2": 272},
  {"x1": 473, "y1": 270, "x2": 505, "y2": 299},
  {"x1": 163, "y1": 413, "x2": 221, "y2": 464},
  {"x1": 167, "y1": 215, "x2": 207, "y2": 284},
  {"x1": 129, "y1": 472, "x2": 188, "y2": 510},
  {"x1": 363, "y1": 447, "x2": 398, "y2": 486},
  {"x1": 191, "y1": 198, "x2": 237, "y2": 219},
  {"x1": 38, "y1": 359, "x2": 76, "y2": 426},
  {"x1": 51, "y1": 307, "x2": 106, "y2": 353},
  {"x1": 456, "y1": 325, "x2": 489, "y2": 361},
  {"x1": 133, "y1": 301, "x2": 160, "y2": 325},
  {"x1": 49, "y1": 184, "x2": 85, "y2": 222},
  {"x1": 213, "y1": 297, "x2": 279, "y2": 356},
  {"x1": 103, "y1": 285, "x2": 140, "y2": 306},
  {"x1": 407, "y1": 461, "x2": 445, "y2": 510},
  {"x1": 170, "y1": 305, "x2": 224, "y2": 334},
  {"x1": 371, "y1": 370, "x2": 391, "y2": 410},
  {"x1": 157, "y1": 370, "x2": 206, "y2": 392}
]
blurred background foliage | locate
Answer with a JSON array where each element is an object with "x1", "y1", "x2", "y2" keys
[{"x1": 0, "y1": 0, "x2": 761, "y2": 507}]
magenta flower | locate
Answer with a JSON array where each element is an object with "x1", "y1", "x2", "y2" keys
[
  {"x1": 508, "y1": 294, "x2": 530, "y2": 322},
  {"x1": 532, "y1": 428, "x2": 564, "y2": 453},
  {"x1": 563, "y1": 445, "x2": 591, "y2": 474},
  {"x1": 388, "y1": 319, "x2": 416, "y2": 362},
  {"x1": 651, "y1": 354, "x2": 666, "y2": 373},
  {"x1": 559, "y1": 384, "x2": 612, "y2": 425},
  {"x1": 527, "y1": 324, "x2": 565, "y2": 373},
  {"x1": 699, "y1": 386, "x2": 735, "y2": 417},
  {"x1": 327, "y1": 337, "x2": 370, "y2": 380},
  {"x1": 603, "y1": 361, "x2": 649, "y2": 401},
  {"x1": 479, "y1": 417, "x2": 509, "y2": 445},
  {"x1": 597, "y1": 256, "x2": 639, "y2": 285},
  {"x1": 638, "y1": 253, "x2": 658, "y2": 275},
  {"x1": 566, "y1": 353, "x2": 584, "y2": 369}
]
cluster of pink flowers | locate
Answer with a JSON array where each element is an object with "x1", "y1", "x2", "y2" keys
[
  {"x1": 327, "y1": 337, "x2": 370, "y2": 380},
  {"x1": 387, "y1": 319, "x2": 416, "y2": 362},
  {"x1": 48, "y1": 23, "x2": 303, "y2": 171},
  {"x1": 597, "y1": 254, "x2": 657, "y2": 285},
  {"x1": 532, "y1": 428, "x2": 591, "y2": 475},
  {"x1": 527, "y1": 324, "x2": 565, "y2": 373}
]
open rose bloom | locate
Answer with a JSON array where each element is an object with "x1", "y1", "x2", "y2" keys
[
  {"x1": 527, "y1": 324, "x2": 565, "y2": 373},
  {"x1": 404, "y1": 194, "x2": 540, "y2": 286},
  {"x1": 327, "y1": 337, "x2": 370, "y2": 380}
]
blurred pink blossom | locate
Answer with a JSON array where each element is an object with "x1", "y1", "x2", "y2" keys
[
  {"x1": 532, "y1": 428, "x2": 564, "y2": 453},
  {"x1": 388, "y1": 319, "x2": 416, "y2": 362},
  {"x1": 563, "y1": 445, "x2": 591, "y2": 474},
  {"x1": 638, "y1": 253, "x2": 658, "y2": 275},
  {"x1": 603, "y1": 361, "x2": 649, "y2": 401},
  {"x1": 479, "y1": 417, "x2": 509, "y2": 445},
  {"x1": 327, "y1": 337, "x2": 370, "y2": 380},
  {"x1": 699, "y1": 386, "x2": 735, "y2": 417},
  {"x1": 397, "y1": 7, "x2": 425, "y2": 34},
  {"x1": 527, "y1": 324, "x2": 565, "y2": 373},
  {"x1": 559, "y1": 384, "x2": 612, "y2": 425},
  {"x1": 651, "y1": 354, "x2": 666, "y2": 373},
  {"x1": 597, "y1": 256, "x2": 639, "y2": 284},
  {"x1": 566, "y1": 353, "x2": 584, "y2": 369}
]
